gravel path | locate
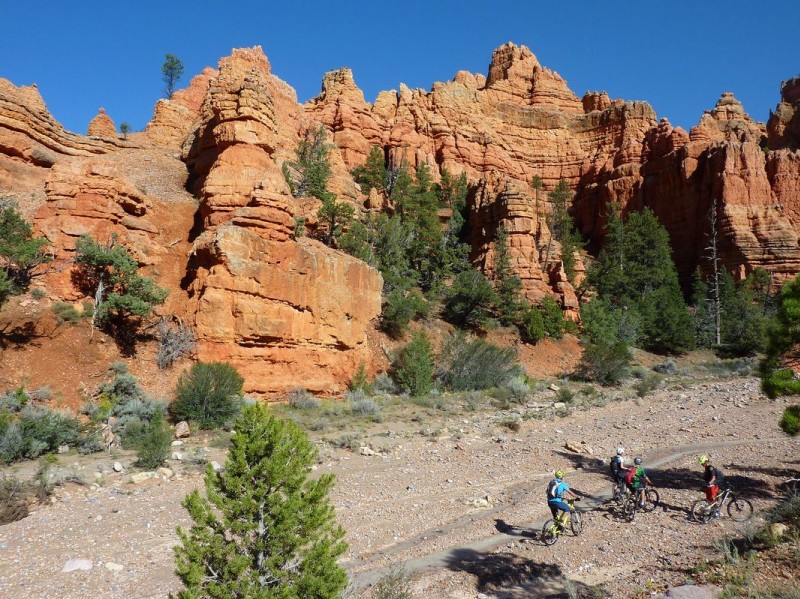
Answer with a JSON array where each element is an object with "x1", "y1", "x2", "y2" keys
[{"x1": 0, "y1": 376, "x2": 796, "y2": 598}]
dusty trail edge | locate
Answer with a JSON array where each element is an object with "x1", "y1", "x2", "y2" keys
[{"x1": 345, "y1": 436, "x2": 789, "y2": 591}]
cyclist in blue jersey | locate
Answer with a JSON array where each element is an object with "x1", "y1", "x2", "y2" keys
[{"x1": 546, "y1": 469, "x2": 579, "y2": 519}]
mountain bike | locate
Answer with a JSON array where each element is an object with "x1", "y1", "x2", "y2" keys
[
  {"x1": 611, "y1": 478, "x2": 630, "y2": 504},
  {"x1": 691, "y1": 486, "x2": 753, "y2": 524},
  {"x1": 542, "y1": 498, "x2": 583, "y2": 546},
  {"x1": 623, "y1": 483, "x2": 659, "y2": 522}
]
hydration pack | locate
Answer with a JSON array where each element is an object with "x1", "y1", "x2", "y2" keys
[
  {"x1": 624, "y1": 467, "x2": 636, "y2": 485},
  {"x1": 547, "y1": 479, "x2": 559, "y2": 499}
]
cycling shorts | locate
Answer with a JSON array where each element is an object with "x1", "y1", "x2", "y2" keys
[{"x1": 706, "y1": 484, "x2": 719, "y2": 502}]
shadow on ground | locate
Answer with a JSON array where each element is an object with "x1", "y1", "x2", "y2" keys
[{"x1": 443, "y1": 547, "x2": 605, "y2": 598}]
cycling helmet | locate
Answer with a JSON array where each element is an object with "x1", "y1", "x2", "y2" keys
[
  {"x1": 634, "y1": 457, "x2": 642, "y2": 465},
  {"x1": 698, "y1": 455, "x2": 709, "y2": 465},
  {"x1": 554, "y1": 469, "x2": 566, "y2": 479},
  {"x1": 616, "y1": 446, "x2": 625, "y2": 455}
]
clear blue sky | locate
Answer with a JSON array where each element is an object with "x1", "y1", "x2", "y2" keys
[{"x1": 2, "y1": 1, "x2": 797, "y2": 135}]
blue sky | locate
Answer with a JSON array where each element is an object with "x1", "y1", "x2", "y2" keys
[{"x1": 2, "y1": 1, "x2": 797, "y2": 135}]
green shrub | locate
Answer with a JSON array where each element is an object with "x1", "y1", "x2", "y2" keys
[
  {"x1": 348, "y1": 361, "x2": 371, "y2": 393},
  {"x1": 52, "y1": 301, "x2": 81, "y2": 324},
  {"x1": 633, "y1": 373, "x2": 664, "y2": 397},
  {"x1": 556, "y1": 386, "x2": 575, "y2": 403},
  {"x1": 780, "y1": 405, "x2": 800, "y2": 436},
  {"x1": 124, "y1": 411, "x2": 171, "y2": 469},
  {"x1": 577, "y1": 341, "x2": 631, "y2": 385},
  {"x1": 347, "y1": 391, "x2": 380, "y2": 417},
  {"x1": 519, "y1": 305, "x2": 545, "y2": 343},
  {"x1": 443, "y1": 269, "x2": 497, "y2": 330},
  {"x1": 371, "y1": 372, "x2": 397, "y2": 396},
  {"x1": 393, "y1": 331, "x2": 434, "y2": 396},
  {"x1": 436, "y1": 331, "x2": 522, "y2": 392},
  {"x1": 31, "y1": 288, "x2": 45, "y2": 300},
  {"x1": 170, "y1": 362, "x2": 245, "y2": 429},
  {"x1": 381, "y1": 289, "x2": 428, "y2": 338},
  {"x1": 504, "y1": 376, "x2": 531, "y2": 403},
  {"x1": 0, "y1": 400, "x2": 82, "y2": 464},
  {"x1": 763, "y1": 367, "x2": 800, "y2": 400},
  {"x1": 539, "y1": 296, "x2": 567, "y2": 339}
]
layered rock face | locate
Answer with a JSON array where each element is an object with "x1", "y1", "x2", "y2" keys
[
  {"x1": 306, "y1": 42, "x2": 657, "y2": 304},
  {"x1": 182, "y1": 47, "x2": 383, "y2": 396},
  {"x1": 629, "y1": 93, "x2": 800, "y2": 284},
  {"x1": 307, "y1": 43, "x2": 800, "y2": 289},
  {"x1": 0, "y1": 78, "x2": 122, "y2": 206}
]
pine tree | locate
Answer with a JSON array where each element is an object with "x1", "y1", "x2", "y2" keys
[
  {"x1": 351, "y1": 146, "x2": 386, "y2": 195},
  {"x1": 316, "y1": 196, "x2": 355, "y2": 247},
  {"x1": 74, "y1": 235, "x2": 168, "y2": 344},
  {"x1": 392, "y1": 330, "x2": 434, "y2": 396},
  {"x1": 173, "y1": 403, "x2": 348, "y2": 598},
  {"x1": 492, "y1": 226, "x2": 523, "y2": 325},
  {"x1": 587, "y1": 207, "x2": 693, "y2": 354},
  {"x1": 760, "y1": 274, "x2": 800, "y2": 398},
  {"x1": 285, "y1": 126, "x2": 334, "y2": 201}
]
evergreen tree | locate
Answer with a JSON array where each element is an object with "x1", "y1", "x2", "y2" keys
[
  {"x1": 392, "y1": 330, "x2": 434, "y2": 396},
  {"x1": 0, "y1": 271, "x2": 12, "y2": 310},
  {"x1": 74, "y1": 235, "x2": 168, "y2": 345},
  {"x1": 285, "y1": 126, "x2": 334, "y2": 201},
  {"x1": 173, "y1": 403, "x2": 348, "y2": 598},
  {"x1": 0, "y1": 202, "x2": 48, "y2": 290},
  {"x1": 316, "y1": 196, "x2": 355, "y2": 247},
  {"x1": 351, "y1": 146, "x2": 386, "y2": 195},
  {"x1": 587, "y1": 207, "x2": 692, "y2": 354},
  {"x1": 162, "y1": 54, "x2": 185, "y2": 99},
  {"x1": 492, "y1": 226, "x2": 524, "y2": 325},
  {"x1": 443, "y1": 269, "x2": 497, "y2": 330},
  {"x1": 760, "y1": 274, "x2": 800, "y2": 398},
  {"x1": 388, "y1": 163, "x2": 414, "y2": 219},
  {"x1": 718, "y1": 269, "x2": 769, "y2": 356},
  {"x1": 542, "y1": 180, "x2": 582, "y2": 282}
]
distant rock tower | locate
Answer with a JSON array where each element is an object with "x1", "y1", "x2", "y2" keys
[{"x1": 87, "y1": 107, "x2": 117, "y2": 138}]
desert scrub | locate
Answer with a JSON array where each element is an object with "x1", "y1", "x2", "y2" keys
[
  {"x1": 435, "y1": 331, "x2": 522, "y2": 391},
  {"x1": 370, "y1": 567, "x2": 413, "y2": 599},
  {"x1": 287, "y1": 388, "x2": 319, "y2": 410},
  {"x1": 633, "y1": 373, "x2": 664, "y2": 397},
  {"x1": 51, "y1": 300, "x2": 81, "y2": 324},
  {"x1": 347, "y1": 390, "x2": 381, "y2": 418},
  {"x1": 504, "y1": 376, "x2": 530, "y2": 404},
  {"x1": 498, "y1": 417, "x2": 521, "y2": 432},
  {"x1": 170, "y1": 361, "x2": 244, "y2": 429}
]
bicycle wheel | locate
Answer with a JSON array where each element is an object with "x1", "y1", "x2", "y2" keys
[
  {"x1": 727, "y1": 496, "x2": 753, "y2": 522},
  {"x1": 570, "y1": 510, "x2": 584, "y2": 536},
  {"x1": 643, "y1": 488, "x2": 659, "y2": 512},
  {"x1": 623, "y1": 496, "x2": 637, "y2": 522},
  {"x1": 691, "y1": 499, "x2": 712, "y2": 523},
  {"x1": 542, "y1": 519, "x2": 559, "y2": 546}
]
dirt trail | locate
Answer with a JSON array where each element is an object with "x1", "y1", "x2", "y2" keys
[{"x1": 0, "y1": 375, "x2": 796, "y2": 598}]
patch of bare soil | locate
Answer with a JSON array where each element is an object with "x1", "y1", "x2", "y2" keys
[{"x1": 0, "y1": 373, "x2": 797, "y2": 598}]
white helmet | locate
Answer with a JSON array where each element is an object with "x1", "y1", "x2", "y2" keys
[{"x1": 616, "y1": 447, "x2": 625, "y2": 455}]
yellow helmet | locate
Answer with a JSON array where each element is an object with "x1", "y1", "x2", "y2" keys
[
  {"x1": 698, "y1": 455, "x2": 709, "y2": 465},
  {"x1": 554, "y1": 469, "x2": 566, "y2": 479}
]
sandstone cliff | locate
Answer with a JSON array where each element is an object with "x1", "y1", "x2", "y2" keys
[{"x1": 1, "y1": 42, "x2": 800, "y2": 398}]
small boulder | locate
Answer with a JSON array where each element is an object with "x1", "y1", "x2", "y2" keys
[
  {"x1": 113, "y1": 462, "x2": 124, "y2": 473},
  {"x1": 62, "y1": 558, "x2": 93, "y2": 572},
  {"x1": 174, "y1": 421, "x2": 191, "y2": 439},
  {"x1": 358, "y1": 446, "x2": 376, "y2": 456},
  {"x1": 104, "y1": 562, "x2": 124, "y2": 572},
  {"x1": 157, "y1": 467, "x2": 174, "y2": 479},
  {"x1": 130, "y1": 472, "x2": 156, "y2": 484}
]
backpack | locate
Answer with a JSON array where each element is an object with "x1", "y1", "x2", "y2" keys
[
  {"x1": 624, "y1": 467, "x2": 636, "y2": 484},
  {"x1": 546, "y1": 479, "x2": 559, "y2": 499},
  {"x1": 610, "y1": 455, "x2": 622, "y2": 474}
]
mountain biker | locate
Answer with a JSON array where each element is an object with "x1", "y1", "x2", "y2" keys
[
  {"x1": 610, "y1": 446, "x2": 629, "y2": 484},
  {"x1": 547, "y1": 469, "x2": 579, "y2": 521},
  {"x1": 698, "y1": 455, "x2": 725, "y2": 503},
  {"x1": 627, "y1": 457, "x2": 653, "y2": 507}
]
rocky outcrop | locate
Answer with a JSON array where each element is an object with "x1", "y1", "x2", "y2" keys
[
  {"x1": 145, "y1": 67, "x2": 217, "y2": 148},
  {"x1": 34, "y1": 159, "x2": 164, "y2": 297},
  {"x1": 87, "y1": 108, "x2": 117, "y2": 138},
  {"x1": 767, "y1": 77, "x2": 800, "y2": 150},
  {"x1": 0, "y1": 78, "x2": 124, "y2": 201},
  {"x1": 183, "y1": 46, "x2": 382, "y2": 397},
  {"x1": 625, "y1": 93, "x2": 800, "y2": 284}
]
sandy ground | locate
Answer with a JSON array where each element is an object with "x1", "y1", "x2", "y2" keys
[{"x1": 0, "y1": 374, "x2": 797, "y2": 598}]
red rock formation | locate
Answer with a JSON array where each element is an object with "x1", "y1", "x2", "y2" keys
[
  {"x1": 182, "y1": 46, "x2": 383, "y2": 397},
  {"x1": 767, "y1": 77, "x2": 800, "y2": 150},
  {"x1": 145, "y1": 67, "x2": 217, "y2": 148},
  {"x1": 87, "y1": 108, "x2": 117, "y2": 138},
  {"x1": 0, "y1": 78, "x2": 122, "y2": 206}
]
